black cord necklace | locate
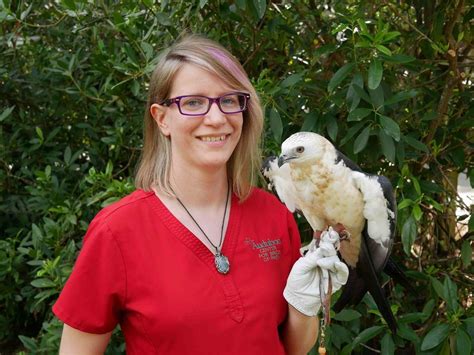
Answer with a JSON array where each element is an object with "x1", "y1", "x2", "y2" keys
[{"x1": 173, "y1": 182, "x2": 231, "y2": 275}]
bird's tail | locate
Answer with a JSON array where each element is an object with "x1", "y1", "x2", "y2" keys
[{"x1": 384, "y1": 257, "x2": 415, "y2": 293}]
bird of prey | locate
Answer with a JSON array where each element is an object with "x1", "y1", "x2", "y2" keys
[{"x1": 262, "y1": 131, "x2": 399, "y2": 333}]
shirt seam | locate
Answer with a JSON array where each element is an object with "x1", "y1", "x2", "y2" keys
[
  {"x1": 104, "y1": 223, "x2": 128, "y2": 310},
  {"x1": 98, "y1": 190, "x2": 155, "y2": 222}
]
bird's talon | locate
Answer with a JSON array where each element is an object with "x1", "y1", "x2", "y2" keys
[{"x1": 339, "y1": 230, "x2": 351, "y2": 241}]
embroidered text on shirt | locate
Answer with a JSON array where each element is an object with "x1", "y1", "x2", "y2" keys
[{"x1": 244, "y1": 238, "x2": 282, "y2": 262}]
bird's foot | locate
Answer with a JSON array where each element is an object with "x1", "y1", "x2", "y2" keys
[
  {"x1": 313, "y1": 230, "x2": 323, "y2": 248},
  {"x1": 333, "y1": 223, "x2": 351, "y2": 242}
]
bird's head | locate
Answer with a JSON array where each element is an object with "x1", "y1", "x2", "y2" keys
[{"x1": 278, "y1": 132, "x2": 335, "y2": 167}]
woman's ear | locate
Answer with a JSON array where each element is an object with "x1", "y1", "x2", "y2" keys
[{"x1": 150, "y1": 103, "x2": 170, "y2": 136}]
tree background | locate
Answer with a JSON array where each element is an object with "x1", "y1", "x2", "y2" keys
[{"x1": 0, "y1": 0, "x2": 472, "y2": 354}]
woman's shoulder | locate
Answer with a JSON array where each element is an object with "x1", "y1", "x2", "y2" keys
[
  {"x1": 243, "y1": 187, "x2": 288, "y2": 214},
  {"x1": 92, "y1": 189, "x2": 156, "y2": 225}
]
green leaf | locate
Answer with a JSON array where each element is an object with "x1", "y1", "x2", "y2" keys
[
  {"x1": 354, "y1": 126, "x2": 370, "y2": 153},
  {"x1": 61, "y1": 0, "x2": 76, "y2": 11},
  {"x1": 401, "y1": 216, "x2": 417, "y2": 255},
  {"x1": 352, "y1": 326, "x2": 384, "y2": 348},
  {"x1": 357, "y1": 19, "x2": 369, "y2": 35},
  {"x1": 333, "y1": 309, "x2": 362, "y2": 321},
  {"x1": 368, "y1": 59, "x2": 383, "y2": 90},
  {"x1": 430, "y1": 276, "x2": 445, "y2": 299},
  {"x1": 383, "y1": 31, "x2": 401, "y2": 42},
  {"x1": 397, "y1": 322, "x2": 420, "y2": 342},
  {"x1": 421, "y1": 324, "x2": 450, "y2": 351},
  {"x1": 281, "y1": 73, "x2": 303, "y2": 88},
  {"x1": 375, "y1": 44, "x2": 392, "y2": 56},
  {"x1": 314, "y1": 44, "x2": 337, "y2": 57},
  {"x1": 455, "y1": 328, "x2": 472, "y2": 355},
  {"x1": 422, "y1": 299, "x2": 435, "y2": 319},
  {"x1": 340, "y1": 122, "x2": 365, "y2": 146},
  {"x1": 105, "y1": 161, "x2": 113, "y2": 176},
  {"x1": 199, "y1": 0, "x2": 208, "y2": 8},
  {"x1": 32, "y1": 223, "x2": 43, "y2": 241},
  {"x1": 403, "y1": 135, "x2": 429, "y2": 153},
  {"x1": 385, "y1": 90, "x2": 418, "y2": 106},
  {"x1": 18, "y1": 335, "x2": 37, "y2": 351},
  {"x1": 369, "y1": 85, "x2": 384, "y2": 109},
  {"x1": 462, "y1": 317, "x2": 474, "y2": 330},
  {"x1": 398, "y1": 198, "x2": 413, "y2": 210},
  {"x1": 20, "y1": 4, "x2": 34, "y2": 20},
  {"x1": 340, "y1": 343, "x2": 352, "y2": 355},
  {"x1": 31, "y1": 278, "x2": 56, "y2": 288},
  {"x1": 155, "y1": 12, "x2": 172, "y2": 26},
  {"x1": 235, "y1": 0, "x2": 246, "y2": 10},
  {"x1": 35, "y1": 127, "x2": 44, "y2": 143},
  {"x1": 269, "y1": 108, "x2": 283, "y2": 143},
  {"x1": 64, "y1": 146, "x2": 72, "y2": 165},
  {"x1": 383, "y1": 54, "x2": 416, "y2": 63},
  {"x1": 253, "y1": 0, "x2": 266, "y2": 19},
  {"x1": 381, "y1": 333, "x2": 395, "y2": 355},
  {"x1": 412, "y1": 204, "x2": 423, "y2": 221},
  {"x1": 347, "y1": 108, "x2": 372, "y2": 122},
  {"x1": 412, "y1": 176, "x2": 421, "y2": 195},
  {"x1": 301, "y1": 112, "x2": 317, "y2": 132},
  {"x1": 443, "y1": 276, "x2": 458, "y2": 313},
  {"x1": 399, "y1": 312, "x2": 426, "y2": 324},
  {"x1": 326, "y1": 117, "x2": 338, "y2": 141},
  {"x1": 346, "y1": 73, "x2": 364, "y2": 111},
  {"x1": 0, "y1": 106, "x2": 14, "y2": 122},
  {"x1": 328, "y1": 63, "x2": 355, "y2": 92},
  {"x1": 378, "y1": 129, "x2": 395, "y2": 162},
  {"x1": 461, "y1": 240, "x2": 472, "y2": 268},
  {"x1": 379, "y1": 115, "x2": 400, "y2": 141},
  {"x1": 330, "y1": 324, "x2": 353, "y2": 348},
  {"x1": 352, "y1": 84, "x2": 371, "y2": 104}
]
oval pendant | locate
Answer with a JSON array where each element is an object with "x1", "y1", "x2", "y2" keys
[{"x1": 215, "y1": 253, "x2": 230, "y2": 274}]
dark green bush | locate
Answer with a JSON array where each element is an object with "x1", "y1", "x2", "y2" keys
[{"x1": 1, "y1": 0, "x2": 472, "y2": 353}]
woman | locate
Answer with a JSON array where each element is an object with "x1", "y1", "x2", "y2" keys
[{"x1": 53, "y1": 34, "x2": 342, "y2": 354}]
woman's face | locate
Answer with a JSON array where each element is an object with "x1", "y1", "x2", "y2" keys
[{"x1": 150, "y1": 64, "x2": 244, "y2": 174}]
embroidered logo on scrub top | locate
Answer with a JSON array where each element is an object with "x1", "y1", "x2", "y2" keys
[{"x1": 244, "y1": 238, "x2": 282, "y2": 262}]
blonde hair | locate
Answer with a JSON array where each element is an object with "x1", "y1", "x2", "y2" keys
[{"x1": 135, "y1": 34, "x2": 263, "y2": 201}]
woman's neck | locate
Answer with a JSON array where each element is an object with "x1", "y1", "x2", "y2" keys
[{"x1": 169, "y1": 163, "x2": 229, "y2": 209}]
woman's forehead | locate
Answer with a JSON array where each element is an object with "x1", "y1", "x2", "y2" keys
[{"x1": 169, "y1": 63, "x2": 236, "y2": 96}]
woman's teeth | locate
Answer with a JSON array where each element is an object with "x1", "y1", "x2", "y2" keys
[{"x1": 200, "y1": 135, "x2": 226, "y2": 142}]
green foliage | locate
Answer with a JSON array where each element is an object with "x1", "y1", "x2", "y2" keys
[{"x1": 1, "y1": 0, "x2": 472, "y2": 353}]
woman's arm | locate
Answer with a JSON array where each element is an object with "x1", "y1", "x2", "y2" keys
[
  {"x1": 281, "y1": 304, "x2": 319, "y2": 355},
  {"x1": 59, "y1": 324, "x2": 112, "y2": 355}
]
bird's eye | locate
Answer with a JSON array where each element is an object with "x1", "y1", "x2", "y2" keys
[{"x1": 296, "y1": 146, "x2": 305, "y2": 153}]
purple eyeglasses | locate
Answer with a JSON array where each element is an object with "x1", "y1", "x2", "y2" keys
[{"x1": 160, "y1": 92, "x2": 250, "y2": 116}]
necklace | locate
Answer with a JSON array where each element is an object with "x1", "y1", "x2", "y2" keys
[{"x1": 173, "y1": 182, "x2": 231, "y2": 275}]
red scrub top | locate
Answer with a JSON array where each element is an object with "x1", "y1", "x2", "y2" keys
[{"x1": 53, "y1": 188, "x2": 301, "y2": 354}]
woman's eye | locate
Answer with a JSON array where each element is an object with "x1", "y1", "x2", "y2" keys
[
  {"x1": 183, "y1": 98, "x2": 205, "y2": 108},
  {"x1": 221, "y1": 96, "x2": 237, "y2": 106}
]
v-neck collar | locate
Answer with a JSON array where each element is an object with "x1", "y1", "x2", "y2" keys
[
  {"x1": 148, "y1": 191, "x2": 242, "y2": 277},
  {"x1": 145, "y1": 189, "x2": 245, "y2": 322}
]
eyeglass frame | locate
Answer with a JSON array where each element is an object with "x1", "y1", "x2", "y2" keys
[{"x1": 159, "y1": 92, "x2": 251, "y2": 117}]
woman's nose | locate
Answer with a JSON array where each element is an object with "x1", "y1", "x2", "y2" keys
[{"x1": 203, "y1": 102, "x2": 227, "y2": 125}]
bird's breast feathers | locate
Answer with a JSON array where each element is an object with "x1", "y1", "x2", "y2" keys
[{"x1": 290, "y1": 161, "x2": 365, "y2": 228}]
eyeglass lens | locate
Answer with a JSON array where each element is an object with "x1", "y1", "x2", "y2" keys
[{"x1": 180, "y1": 93, "x2": 247, "y2": 115}]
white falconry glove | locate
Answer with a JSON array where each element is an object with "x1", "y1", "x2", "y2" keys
[{"x1": 283, "y1": 227, "x2": 349, "y2": 316}]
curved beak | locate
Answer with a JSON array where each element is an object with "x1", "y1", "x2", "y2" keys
[{"x1": 278, "y1": 154, "x2": 289, "y2": 167}]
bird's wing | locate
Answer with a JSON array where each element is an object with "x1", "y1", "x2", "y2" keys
[
  {"x1": 334, "y1": 223, "x2": 398, "y2": 334},
  {"x1": 261, "y1": 156, "x2": 300, "y2": 213},
  {"x1": 351, "y1": 171, "x2": 396, "y2": 251},
  {"x1": 333, "y1": 157, "x2": 398, "y2": 332},
  {"x1": 335, "y1": 150, "x2": 362, "y2": 172}
]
